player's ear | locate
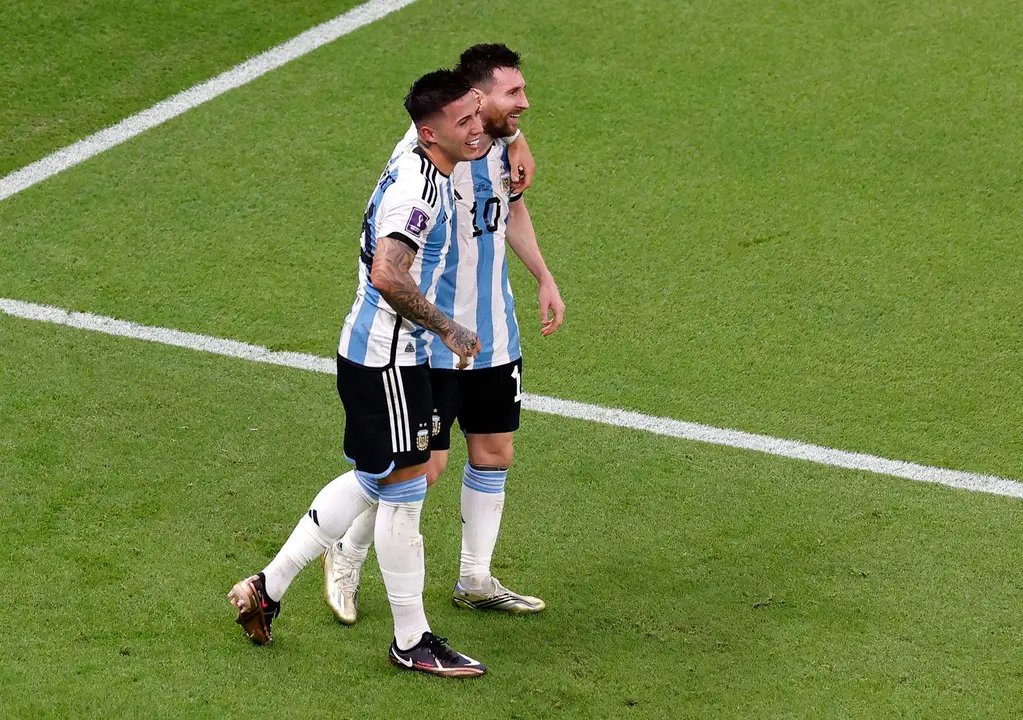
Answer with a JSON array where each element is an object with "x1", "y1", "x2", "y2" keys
[{"x1": 419, "y1": 124, "x2": 439, "y2": 145}]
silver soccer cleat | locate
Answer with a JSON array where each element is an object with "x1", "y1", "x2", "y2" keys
[
  {"x1": 322, "y1": 541, "x2": 361, "y2": 625},
  {"x1": 452, "y1": 576, "x2": 546, "y2": 614}
]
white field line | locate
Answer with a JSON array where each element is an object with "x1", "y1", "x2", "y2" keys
[
  {"x1": 2, "y1": 297, "x2": 1020, "y2": 499},
  {"x1": 0, "y1": 0, "x2": 419, "y2": 202}
]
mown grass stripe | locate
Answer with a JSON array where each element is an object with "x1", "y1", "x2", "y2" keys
[
  {"x1": 4, "y1": 296, "x2": 1018, "y2": 499},
  {"x1": 0, "y1": 0, "x2": 419, "y2": 202}
]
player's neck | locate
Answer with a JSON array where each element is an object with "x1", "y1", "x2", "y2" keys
[
  {"x1": 478, "y1": 135, "x2": 496, "y2": 155},
  {"x1": 417, "y1": 142, "x2": 454, "y2": 176}
]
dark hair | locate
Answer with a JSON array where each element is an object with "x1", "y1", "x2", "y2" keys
[
  {"x1": 456, "y1": 43, "x2": 521, "y2": 88},
  {"x1": 404, "y1": 69, "x2": 472, "y2": 126}
]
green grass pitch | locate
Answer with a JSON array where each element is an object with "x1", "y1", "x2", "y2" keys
[{"x1": 3, "y1": 0, "x2": 1023, "y2": 716}]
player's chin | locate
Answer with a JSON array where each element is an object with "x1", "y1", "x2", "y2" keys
[{"x1": 488, "y1": 120, "x2": 517, "y2": 140}]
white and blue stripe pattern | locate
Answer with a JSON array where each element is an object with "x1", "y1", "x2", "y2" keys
[
  {"x1": 429, "y1": 140, "x2": 521, "y2": 370},
  {"x1": 379, "y1": 474, "x2": 428, "y2": 504},
  {"x1": 413, "y1": 179, "x2": 456, "y2": 365},
  {"x1": 338, "y1": 132, "x2": 454, "y2": 369},
  {"x1": 462, "y1": 463, "x2": 507, "y2": 494},
  {"x1": 342, "y1": 171, "x2": 396, "y2": 366}
]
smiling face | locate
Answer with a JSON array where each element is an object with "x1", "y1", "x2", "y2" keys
[
  {"x1": 419, "y1": 91, "x2": 485, "y2": 164},
  {"x1": 478, "y1": 66, "x2": 529, "y2": 139}
]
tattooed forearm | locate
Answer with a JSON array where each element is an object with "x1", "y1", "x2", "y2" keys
[
  {"x1": 445, "y1": 323, "x2": 479, "y2": 355},
  {"x1": 389, "y1": 285, "x2": 454, "y2": 338},
  {"x1": 372, "y1": 236, "x2": 475, "y2": 352}
]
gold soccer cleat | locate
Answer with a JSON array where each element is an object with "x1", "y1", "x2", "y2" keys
[
  {"x1": 452, "y1": 576, "x2": 546, "y2": 614},
  {"x1": 322, "y1": 542, "x2": 360, "y2": 626}
]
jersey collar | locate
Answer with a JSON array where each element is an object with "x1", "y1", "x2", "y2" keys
[{"x1": 412, "y1": 145, "x2": 451, "y2": 178}]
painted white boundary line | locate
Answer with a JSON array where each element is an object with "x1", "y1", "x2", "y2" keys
[
  {"x1": 3, "y1": 297, "x2": 1020, "y2": 499},
  {"x1": 0, "y1": 0, "x2": 419, "y2": 202}
]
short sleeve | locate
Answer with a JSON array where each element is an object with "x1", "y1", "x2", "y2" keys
[{"x1": 375, "y1": 174, "x2": 435, "y2": 252}]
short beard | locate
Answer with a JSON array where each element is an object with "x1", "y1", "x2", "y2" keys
[{"x1": 483, "y1": 118, "x2": 515, "y2": 139}]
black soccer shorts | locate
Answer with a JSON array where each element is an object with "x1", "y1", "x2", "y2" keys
[
  {"x1": 335, "y1": 355, "x2": 433, "y2": 477},
  {"x1": 429, "y1": 358, "x2": 523, "y2": 451}
]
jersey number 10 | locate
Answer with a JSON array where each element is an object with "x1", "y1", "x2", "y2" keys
[{"x1": 471, "y1": 197, "x2": 502, "y2": 237}]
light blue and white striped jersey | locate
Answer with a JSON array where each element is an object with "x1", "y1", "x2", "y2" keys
[
  {"x1": 429, "y1": 138, "x2": 523, "y2": 370},
  {"x1": 337, "y1": 134, "x2": 457, "y2": 368}
]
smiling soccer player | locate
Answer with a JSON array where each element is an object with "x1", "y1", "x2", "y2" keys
[
  {"x1": 229, "y1": 69, "x2": 488, "y2": 679},
  {"x1": 324, "y1": 44, "x2": 566, "y2": 627}
]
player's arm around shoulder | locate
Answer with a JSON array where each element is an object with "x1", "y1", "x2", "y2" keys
[
  {"x1": 505, "y1": 198, "x2": 565, "y2": 337},
  {"x1": 506, "y1": 131, "x2": 535, "y2": 193}
]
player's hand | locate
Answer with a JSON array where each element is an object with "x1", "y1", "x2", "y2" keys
[
  {"x1": 444, "y1": 323, "x2": 482, "y2": 369},
  {"x1": 508, "y1": 134, "x2": 535, "y2": 193},
  {"x1": 538, "y1": 277, "x2": 565, "y2": 337}
]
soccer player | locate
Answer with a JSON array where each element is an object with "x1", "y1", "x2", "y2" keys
[
  {"x1": 323, "y1": 45, "x2": 565, "y2": 624},
  {"x1": 228, "y1": 69, "x2": 489, "y2": 678}
]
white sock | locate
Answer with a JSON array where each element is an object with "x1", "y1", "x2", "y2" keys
[
  {"x1": 375, "y1": 474, "x2": 429, "y2": 651},
  {"x1": 262, "y1": 470, "x2": 378, "y2": 601},
  {"x1": 338, "y1": 505, "x2": 376, "y2": 564},
  {"x1": 459, "y1": 463, "x2": 507, "y2": 587}
]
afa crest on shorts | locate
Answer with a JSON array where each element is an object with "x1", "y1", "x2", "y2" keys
[{"x1": 417, "y1": 427, "x2": 430, "y2": 451}]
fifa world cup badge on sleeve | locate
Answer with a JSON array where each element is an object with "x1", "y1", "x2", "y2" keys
[{"x1": 405, "y1": 208, "x2": 430, "y2": 237}]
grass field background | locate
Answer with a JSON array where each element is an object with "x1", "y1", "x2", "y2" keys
[{"x1": 3, "y1": 0, "x2": 1023, "y2": 716}]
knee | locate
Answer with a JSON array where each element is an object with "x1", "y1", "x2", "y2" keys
[
  {"x1": 469, "y1": 444, "x2": 514, "y2": 471},
  {"x1": 426, "y1": 455, "x2": 448, "y2": 487}
]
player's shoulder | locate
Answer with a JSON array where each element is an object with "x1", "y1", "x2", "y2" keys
[{"x1": 382, "y1": 145, "x2": 445, "y2": 208}]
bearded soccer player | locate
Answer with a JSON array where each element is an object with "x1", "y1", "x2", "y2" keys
[
  {"x1": 323, "y1": 44, "x2": 566, "y2": 624},
  {"x1": 228, "y1": 70, "x2": 490, "y2": 678}
]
